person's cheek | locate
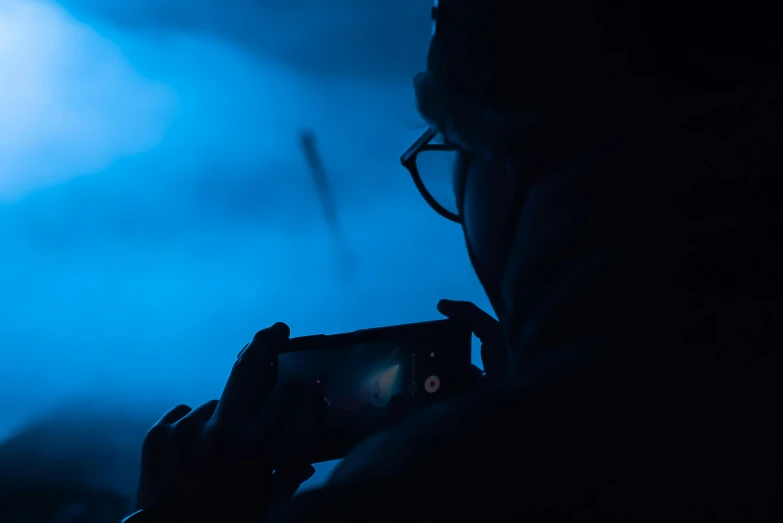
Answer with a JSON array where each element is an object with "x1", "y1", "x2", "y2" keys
[{"x1": 461, "y1": 157, "x2": 519, "y2": 295}]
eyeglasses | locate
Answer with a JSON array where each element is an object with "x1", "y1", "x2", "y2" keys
[{"x1": 400, "y1": 127, "x2": 462, "y2": 223}]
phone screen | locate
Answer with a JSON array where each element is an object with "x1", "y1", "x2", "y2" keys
[
  {"x1": 279, "y1": 341, "x2": 420, "y2": 413},
  {"x1": 276, "y1": 320, "x2": 471, "y2": 462}
]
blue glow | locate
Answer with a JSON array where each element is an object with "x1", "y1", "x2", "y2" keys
[{"x1": 0, "y1": 0, "x2": 490, "y2": 501}]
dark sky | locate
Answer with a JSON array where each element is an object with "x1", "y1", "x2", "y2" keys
[{"x1": 0, "y1": 0, "x2": 486, "y2": 490}]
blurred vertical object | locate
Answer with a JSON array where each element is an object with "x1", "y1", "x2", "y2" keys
[
  {"x1": 300, "y1": 130, "x2": 341, "y2": 240},
  {"x1": 299, "y1": 130, "x2": 356, "y2": 279}
]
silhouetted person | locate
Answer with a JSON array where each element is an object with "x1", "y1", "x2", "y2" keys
[{"x1": 125, "y1": 1, "x2": 781, "y2": 521}]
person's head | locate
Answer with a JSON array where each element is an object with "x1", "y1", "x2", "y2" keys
[{"x1": 402, "y1": 0, "x2": 782, "y2": 321}]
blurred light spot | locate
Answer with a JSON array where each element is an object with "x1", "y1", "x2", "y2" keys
[{"x1": 0, "y1": 0, "x2": 175, "y2": 202}]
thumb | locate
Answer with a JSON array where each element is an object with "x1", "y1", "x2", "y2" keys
[{"x1": 437, "y1": 299, "x2": 501, "y2": 344}]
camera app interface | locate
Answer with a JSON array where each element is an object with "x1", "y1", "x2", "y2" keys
[{"x1": 278, "y1": 340, "x2": 440, "y2": 421}]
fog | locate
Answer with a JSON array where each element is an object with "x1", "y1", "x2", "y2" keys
[{"x1": 0, "y1": 0, "x2": 488, "y2": 496}]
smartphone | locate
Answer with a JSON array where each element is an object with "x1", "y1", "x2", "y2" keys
[{"x1": 277, "y1": 319, "x2": 473, "y2": 463}]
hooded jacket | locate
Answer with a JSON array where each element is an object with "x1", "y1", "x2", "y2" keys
[{"x1": 271, "y1": 86, "x2": 782, "y2": 522}]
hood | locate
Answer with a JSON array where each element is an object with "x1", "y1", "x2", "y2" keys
[{"x1": 495, "y1": 86, "x2": 782, "y2": 389}]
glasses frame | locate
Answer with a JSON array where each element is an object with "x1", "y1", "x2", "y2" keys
[{"x1": 400, "y1": 127, "x2": 462, "y2": 223}]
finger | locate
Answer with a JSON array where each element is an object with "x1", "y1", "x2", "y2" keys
[
  {"x1": 215, "y1": 323, "x2": 290, "y2": 423},
  {"x1": 140, "y1": 406, "x2": 190, "y2": 505},
  {"x1": 155, "y1": 404, "x2": 192, "y2": 426},
  {"x1": 177, "y1": 399, "x2": 219, "y2": 429},
  {"x1": 480, "y1": 341, "x2": 509, "y2": 379},
  {"x1": 139, "y1": 423, "x2": 171, "y2": 502},
  {"x1": 251, "y1": 377, "x2": 314, "y2": 448},
  {"x1": 271, "y1": 464, "x2": 316, "y2": 499},
  {"x1": 437, "y1": 300, "x2": 502, "y2": 343}
]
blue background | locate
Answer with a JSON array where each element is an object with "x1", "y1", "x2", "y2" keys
[{"x1": 0, "y1": 0, "x2": 489, "y2": 498}]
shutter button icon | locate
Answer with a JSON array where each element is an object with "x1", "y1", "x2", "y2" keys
[{"x1": 424, "y1": 375, "x2": 440, "y2": 393}]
